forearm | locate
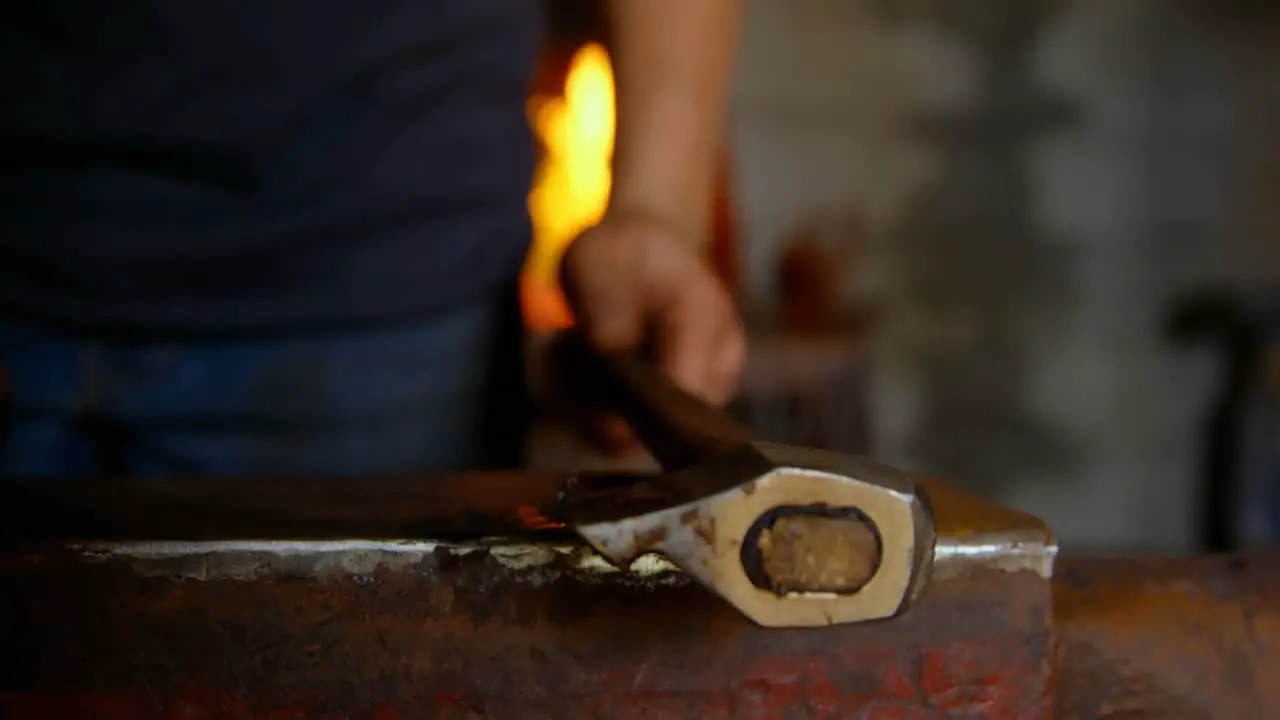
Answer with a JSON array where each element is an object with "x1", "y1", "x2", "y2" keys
[{"x1": 604, "y1": 0, "x2": 741, "y2": 248}]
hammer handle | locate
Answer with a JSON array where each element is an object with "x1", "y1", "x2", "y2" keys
[{"x1": 565, "y1": 335, "x2": 756, "y2": 472}]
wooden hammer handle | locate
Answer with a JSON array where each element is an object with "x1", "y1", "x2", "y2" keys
[{"x1": 560, "y1": 333, "x2": 755, "y2": 472}]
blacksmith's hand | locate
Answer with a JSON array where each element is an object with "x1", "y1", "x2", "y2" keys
[{"x1": 559, "y1": 210, "x2": 744, "y2": 454}]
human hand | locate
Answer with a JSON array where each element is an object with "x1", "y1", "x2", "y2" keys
[{"x1": 556, "y1": 211, "x2": 745, "y2": 454}]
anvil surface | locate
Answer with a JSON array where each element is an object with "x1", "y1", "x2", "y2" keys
[{"x1": 0, "y1": 472, "x2": 1277, "y2": 719}]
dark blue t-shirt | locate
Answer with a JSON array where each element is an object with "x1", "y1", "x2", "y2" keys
[{"x1": 0, "y1": 1, "x2": 541, "y2": 335}]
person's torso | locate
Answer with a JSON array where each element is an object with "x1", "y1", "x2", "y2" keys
[{"x1": 0, "y1": 1, "x2": 541, "y2": 336}]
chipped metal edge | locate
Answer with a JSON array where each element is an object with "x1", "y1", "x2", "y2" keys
[
  {"x1": 933, "y1": 535, "x2": 1059, "y2": 581},
  {"x1": 67, "y1": 538, "x2": 685, "y2": 584}
]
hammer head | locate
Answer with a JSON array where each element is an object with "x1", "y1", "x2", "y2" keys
[{"x1": 561, "y1": 442, "x2": 935, "y2": 629}]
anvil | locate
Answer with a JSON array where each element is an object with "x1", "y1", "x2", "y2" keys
[{"x1": 0, "y1": 343, "x2": 1277, "y2": 719}]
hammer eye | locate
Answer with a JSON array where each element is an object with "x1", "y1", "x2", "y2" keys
[{"x1": 741, "y1": 505, "x2": 883, "y2": 596}]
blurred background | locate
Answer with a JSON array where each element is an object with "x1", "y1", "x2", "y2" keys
[{"x1": 522, "y1": 0, "x2": 1280, "y2": 555}]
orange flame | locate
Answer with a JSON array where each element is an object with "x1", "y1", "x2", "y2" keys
[{"x1": 522, "y1": 42, "x2": 616, "y2": 331}]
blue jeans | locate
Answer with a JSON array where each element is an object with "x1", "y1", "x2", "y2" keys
[{"x1": 0, "y1": 289, "x2": 528, "y2": 477}]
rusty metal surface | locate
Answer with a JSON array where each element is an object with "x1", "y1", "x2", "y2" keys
[
  {"x1": 0, "y1": 464, "x2": 1056, "y2": 634},
  {"x1": 1, "y1": 453, "x2": 1056, "y2": 632},
  {"x1": 0, "y1": 536, "x2": 1053, "y2": 719},
  {"x1": 2, "y1": 533, "x2": 1278, "y2": 717},
  {"x1": 1053, "y1": 553, "x2": 1280, "y2": 719}
]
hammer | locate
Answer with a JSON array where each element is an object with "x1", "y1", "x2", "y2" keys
[{"x1": 553, "y1": 335, "x2": 1057, "y2": 627}]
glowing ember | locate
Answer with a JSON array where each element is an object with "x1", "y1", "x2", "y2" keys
[{"x1": 523, "y1": 42, "x2": 616, "y2": 331}]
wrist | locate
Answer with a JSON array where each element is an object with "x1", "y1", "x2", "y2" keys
[
  {"x1": 607, "y1": 172, "x2": 713, "y2": 249},
  {"x1": 601, "y1": 202, "x2": 704, "y2": 252}
]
